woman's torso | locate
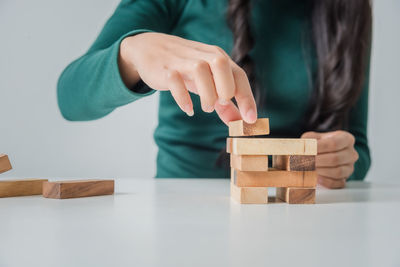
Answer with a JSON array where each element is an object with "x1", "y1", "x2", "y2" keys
[{"x1": 155, "y1": 0, "x2": 313, "y2": 178}]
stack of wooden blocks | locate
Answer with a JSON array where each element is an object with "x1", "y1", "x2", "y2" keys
[{"x1": 227, "y1": 118, "x2": 318, "y2": 204}]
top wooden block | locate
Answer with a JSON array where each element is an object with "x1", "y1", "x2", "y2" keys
[
  {"x1": 228, "y1": 118, "x2": 270, "y2": 137},
  {"x1": 230, "y1": 138, "x2": 317, "y2": 155},
  {"x1": 0, "y1": 154, "x2": 12, "y2": 174}
]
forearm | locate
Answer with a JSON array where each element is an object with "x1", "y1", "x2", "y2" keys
[
  {"x1": 56, "y1": 0, "x2": 182, "y2": 121},
  {"x1": 57, "y1": 32, "x2": 154, "y2": 121}
]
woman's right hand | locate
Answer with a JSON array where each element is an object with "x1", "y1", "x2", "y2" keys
[{"x1": 119, "y1": 32, "x2": 257, "y2": 124}]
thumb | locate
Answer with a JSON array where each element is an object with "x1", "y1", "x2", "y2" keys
[{"x1": 301, "y1": 131, "x2": 323, "y2": 140}]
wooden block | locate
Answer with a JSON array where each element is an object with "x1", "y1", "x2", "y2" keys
[
  {"x1": 0, "y1": 179, "x2": 48, "y2": 198},
  {"x1": 272, "y1": 155, "x2": 315, "y2": 171},
  {"x1": 0, "y1": 154, "x2": 12, "y2": 174},
  {"x1": 42, "y1": 180, "x2": 114, "y2": 199},
  {"x1": 276, "y1": 187, "x2": 316, "y2": 204},
  {"x1": 226, "y1": 138, "x2": 232, "y2": 153},
  {"x1": 232, "y1": 168, "x2": 317, "y2": 188},
  {"x1": 230, "y1": 154, "x2": 268, "y2": 171},
  {"x1": 230, "y1": 138, "x2": 317, "y2": 155},
  {"x1": 228, "y1": 118, "x2": 270, "y2": 136},
  {"x1": 230, "y1": 183, "x2": 268, "y2": 204}
]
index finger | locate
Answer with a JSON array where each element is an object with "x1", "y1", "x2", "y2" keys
[
  {"x1": 215, "y1": 100, "x2": 241, "y2": 125},
  {"x1": 231, "y1": 65, "x2": 257, "y2": 123},
  {"x1": 317, "y1": 131, "x2": 354, "y2": 154}
]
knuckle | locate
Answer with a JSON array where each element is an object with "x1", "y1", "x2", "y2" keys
[
  {"x1": 212, "y1": 55, "x2": 229, "y2": 69},
  {"x1": 349, "y1": 165, "x2": 355, "y2": 175},
  {"x1": 339, "y1": 166, "x2": 349, "y2": 178},
  {"x1": 210, "y1": 45, "x2": 225, "y2": 55},
  {"x1": 349, "y1": 134, "x2": 356, "y2": 145},
  {"x1": 340, "y1": 166, "x2": 348, "y2": 177},
  {"x1": 343, "y1": 131, "x2": 355, "y2": 145},
  {"x1": 167, "y1": 70, "x2": 179, "y2": 82},
  {"x1": 353, "y1": 150, "x2": 359, "y2": 162},
  {"x1": 236, "y1": 67, "x2": 247, "y2": 78},
  {"x1": 193, "y1": 60, "x2": 209, "y2": 72}
]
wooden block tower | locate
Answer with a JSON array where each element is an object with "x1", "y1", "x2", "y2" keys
[{"x1": 227, "y1": 118, "x2": 317, "y2": 204}]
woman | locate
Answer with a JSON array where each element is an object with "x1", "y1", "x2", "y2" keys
[{"x1": 57, "y1": 0, "x2": 372, "y2": 188}]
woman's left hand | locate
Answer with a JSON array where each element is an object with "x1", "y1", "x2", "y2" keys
[{"x1": 301, "y1": 130, "x2": 359, "y2": 189}]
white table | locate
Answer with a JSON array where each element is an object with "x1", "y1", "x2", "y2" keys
[{"x1": 0, "y1": 178, "x2": 399, "y2": 267}]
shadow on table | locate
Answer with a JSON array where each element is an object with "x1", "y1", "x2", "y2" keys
[{"x1": 316, "y1": 181, "x2": 400, "y2": 204}]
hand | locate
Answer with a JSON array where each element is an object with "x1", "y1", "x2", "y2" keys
[
  {"x1": 119, "y1": 32, "x2": 257, "y2": 124},
  {"x1": 301, "y1": 130, "x2": 359, "y2": 189}
]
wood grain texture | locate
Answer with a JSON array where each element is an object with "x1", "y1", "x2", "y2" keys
[
  {"x1": 232, "y1": 168, "x2": 317, "y2": 188},
  {"x1": 0, "y1": 179, "x2": 48, "y2": 198},
  {"x1": 276, "y1": 187, "x2": 316, "y2": 204},
  {"x1": 230, "y1": 183, "x2": 268, "y2": 204},
  {"x1": 228, "y1": 118, "x2": 270, "y2": 137},
  {"x1": 226, "y1": 138, "x2": 232, "y2": 153},
  {"x1": 272, "y1": 155, "x2": 315, "y2": 171},
  {"x1": 42, "y1": 180, "x2": 114, "y2": 199},
  {"x1": 230, "y1": 154, "x2": 269, "y2": 171},
  {"x1": 230, "y1": 138, "x2": 317, "y2": 155},
  {"x1": 0, "y1": 154, "x2": 12, "y2": 174}
]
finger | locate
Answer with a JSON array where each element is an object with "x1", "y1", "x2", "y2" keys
[
  {"x1": 181, "y1": 46, "x2": 236, "y2": 105},
  {"x1": 183, "y1": 79, "x2": 198, "y2": 94},
  {"x1": 193, "y1": 60, "x2": 218, "y2": 113},
  {"x1": 232, "y1": 65, "x2": 257, "y2": 123},
  {"x1": 215, "y1": 100, "x2": 241, "y2": 125},
  {"x1": 167, "y1": 70, "x2": 194, "y2": 116},
  {"x1": 209, "y1": 55, "x2": 235, "y2": 105},
  {"x1": 316, "y1": 148, "x2": 359, "y2": 167},
  {"x1": 317, "y1": 164, "x2": 355, "y2": 179},
  {"x1": 317, "y1": 131, "x2": 355, "y2": 154},
  {"x1": 318, "y1": 176, "x2": 347, "y2": 189}
]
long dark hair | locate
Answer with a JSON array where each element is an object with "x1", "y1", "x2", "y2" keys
[{"x1": 227, "y1": 0, "x2": 372, "y2": 131}]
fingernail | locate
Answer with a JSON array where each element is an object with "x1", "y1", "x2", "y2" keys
[
  {"x1": 245, "y1": 109, "x2": 257, "y2": 123},
  {"x1": 186, "y1": 110, "x2": 194, "y2": 117},
  {"x1": 203, "y1": 105, "x2": 214, "y2": 113},
  {"x1": 218, "y1": 98, "x2": 229, "y2": 105},
  {"x1": 184, "y1": 105, "x2": 194, "y2": 116}
]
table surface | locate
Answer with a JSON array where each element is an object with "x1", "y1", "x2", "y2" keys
[{"x1": 0, "y1": 178, "x2": 399, "y2": 267}]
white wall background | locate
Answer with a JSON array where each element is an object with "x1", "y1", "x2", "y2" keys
[{"x1": 0, "y1": 0, "x2": 399, "y2": 181}]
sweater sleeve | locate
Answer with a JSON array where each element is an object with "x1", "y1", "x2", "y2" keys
[
  {"x1": 57, "y1": 0, "x2": 187, "y2": 121},
  {"x1": 347, "y1": 59, "x2": 371, "y2": 181}
]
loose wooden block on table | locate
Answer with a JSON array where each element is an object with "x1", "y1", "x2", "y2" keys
[
  {"x1": 232, "y1": 168, "x2": 317, "y2": 188},
  {"x1": 230, "y1": 154, "x2": 269, "y2": 171},
  {"x1": 230, "y1": 183, "x2": 268, "y2": 204},
  {"x1": 273, "y1": 155, "x2": 315, "y2": 171},
  {"x1": 0, "y1": 179, "x2": 48, "y2": 198},
  {"x1": 230, "y1": 138, "x2": 317, "y2": 155},
  {"x1": 228, "y1": 118, "x2": 270, "y2": 137},
  {"x1": 0, "y1": 154, "x2": 12, "y2": 174},
  {"x1": 42, "y1": 180, "x2": 114, "y2": 199},
  {"x1": 276, "y1": 187, "x2": 316, "y2": 204}
]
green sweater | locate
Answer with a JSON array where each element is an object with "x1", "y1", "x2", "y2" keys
[{"x1": 57, "y1": 0, "x2": 371, "y2": 179}]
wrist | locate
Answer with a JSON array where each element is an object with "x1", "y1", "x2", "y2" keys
[{"x1": 119, "y1": 37, "x2": 141, "y2": 88}]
